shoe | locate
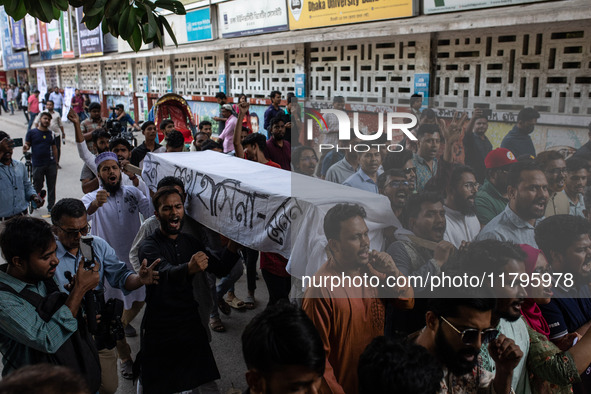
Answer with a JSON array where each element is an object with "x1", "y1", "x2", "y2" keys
[
  {"x1": 209, "y1": 317, "x2": 225, "y2": 333},
  {"x1": 218, "y1": 299, "x2": 231, "y2": 315},
  {"x1": 244, "y1": 295, "x2": 256, "y2": 310},
  {"x1": 226, "y1": 297, "x2": 246, "y2": 310},
  {"x1": 120, "y1": 359, "x2": 133, "y2": 380},
  {"x1": 124, "y1": 324, "x2": 137, "y2": 337}
]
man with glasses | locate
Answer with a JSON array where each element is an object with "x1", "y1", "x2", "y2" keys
[
  {"x1": 51, "y1": 198, "x2": 159, "y2": 394},
  {"x1": 476, "y1": 161, "x2": 549, "y2": 248},
  {"x1": 459, "y1": 240, "x2": 531, "y2": 393},
  {"x1": 378, "y1": 169, "x2": 411, "y2": 220},
  {"x1": 475, "y1": 148, "x2": 517, "y2": 225},
  {"x1": 443, "y1": 165, "x2": 481, "y2": 248},
  {"x1": 535, "y1": 151, "x2": 570, "y2": 217},
  {"x1": 414, "y1": 286, "x2": 523, "y2": 394}
]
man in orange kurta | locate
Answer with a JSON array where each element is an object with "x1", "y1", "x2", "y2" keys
[{"x1": 302, "y1": 203, "x2": 413, "y2": 394}]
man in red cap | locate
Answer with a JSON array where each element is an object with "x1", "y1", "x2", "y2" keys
[{"x1": 474, "y1": 148, "x2": 517, "y2": 225}]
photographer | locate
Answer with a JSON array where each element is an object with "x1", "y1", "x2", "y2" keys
[
  {"x1": 109, "y1": 104, "x2": 140, "y2": 132},
  {"x1": 51, "y1": 198, "x2": 159, "y2": 393},
  {"x1": 0, "y1": 217, "x2": 100, "y2": 392}
]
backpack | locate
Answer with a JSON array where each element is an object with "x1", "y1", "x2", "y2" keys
[{"x1": 0, "y1": 276, "x2": 101, "y2": 393}]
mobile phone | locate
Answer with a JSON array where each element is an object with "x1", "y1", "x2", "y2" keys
[
  {"x1": 80, "y1": 235, "x2": 95, "y2": 269},
  {"x1": 123, "y1": 163, "x2": 142, "y2": 175},
  {"x1": 12, "y1": 138, "x2": 23, "y2": 147}
]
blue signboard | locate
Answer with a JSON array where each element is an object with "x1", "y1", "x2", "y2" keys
[
  {"x1": 219, "y1": 74, "x2": 226, "y2": 95},
  {"x1": 0, "y1": 7, "x2": 29, "y2": 70},
  {"x1": 295, "y1": 74, "x2": 306, "y2": 98},
  {"x1": 413, "y1": 73, "x2": 430, "y2": 106},
  {"x1": 186, "y1": 7, "x2": 213, "y2": 42},
  {"x1": 10, "y1": 18, "x2": 25, "y2": 51}
]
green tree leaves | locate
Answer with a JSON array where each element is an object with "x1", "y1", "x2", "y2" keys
[{"x1": 0, "y1": 0, "x2": 185, "y2": 52}]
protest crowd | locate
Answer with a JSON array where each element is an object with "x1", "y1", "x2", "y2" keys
[{"x1": 1, "y1": 85, "x2": 591, "y2": 394}]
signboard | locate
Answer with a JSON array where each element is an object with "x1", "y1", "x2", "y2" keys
[
  {"x1": 37, "y1": 67, "x2": 47, "y2": 102},
  {"x1": 76, "y1": 7, "x2": 103, "y2": 57},
  {"x1": 103, "y1": 33, "x2": 118, "y2": 53},
  {"x1": 60, "y1": 10, "x2": 74, "y2": 58},
  {"x1": 424, "y1": 0, "x2": 551, "y2": 14},
  {"x1": 295, "y1": 74, "x2": 305, "y2": 98},
  {"x1": 413, "y1": 73, "x2": 430, "y2": 106},
  {"x1": 10, "y1": 18, "x2": 26, "y2": 51},
  {"x1": 163, "y1": 7, "x2": 214, "y2": 46},
  {"x1": 218, "y1": 0, "x2": 288, "y2": 38},
  {"x1": 0, "y1": 7, "x2": 29, "y2": 70},
  {"x1": 38, "y1": 19, "x2": 62, "y2": 59},
  {"x1": 288, "y1": 0, "x2": 415, "y2": 30},
  {"x1": 25, "y1": 15, "x2": 38, "y2": 54}
]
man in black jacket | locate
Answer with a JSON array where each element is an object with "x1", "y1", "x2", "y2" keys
[{"x1": 137, "y1": 187, "x2": 239, "y2": 394}]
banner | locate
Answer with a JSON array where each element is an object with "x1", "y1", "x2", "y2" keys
[
  {"x1": 37, "y1": 67, "x2": 47, "y2": 102},
  {"x1": 413, "y1": 73, "x2": 430, "y2": 106},
  {"x1": 218, "y1": 0, "x2": 288, "y2": 38},
  {"x1": 424, "y1": 0, "x2": 552, "y2": 14},
  {"x1": 288, "y1": 0, "x2": 415, "y2": 30},
  {"x1": 10, "y1": 18, "x2": 26, "y2": 51},
  {"x1": 38, "y1": 19, "x2": 62, "y2": 59},
  {"x1": 62, "y1": 87, "x2": 75, "y2": 121},
  {"x1": 0, "y1": 7, "x2": 29, "y2": 70},
  {"x1": 186, "y1": 7, "x2": 213, "y2": 42},
  {"x1": 76, "y1": 7, "x2": 103, "y2": 57},
  {"x1": 25, "y1": 15, "x2": 38, "y2": 54},
  {"x1": 141, "y1": 151, "x2": 394, "y2": 278},
  {"x1": 60, "y1": 10, "x2": 74, "y2": 58}
]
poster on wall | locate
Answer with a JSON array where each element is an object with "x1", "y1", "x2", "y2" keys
[
  {"x1": 37, "y1": 67, "x2": 47, "y2": 103},
  {"x1": 10, "y1": 18, "x2": 26, "y2": 51},
  {"x1": 60, "y1": 10, "x2": 74, "y2": 58},
  {"x1": 163, "y1": 7, "x2": 214, "y2": 46},
  {"x1": 288, "y1": 0, "x2": 415, "y2": 30},
  {"x1": 423, "y1": 0, "x2": 552, "y2": 14},
  {"x1": 218, "y1": 0, "x2": 288, "y2": 38},
  {"x1": 76, "y1": 7, "x2": 103, "y2": 57},
  {"x1": 25, "y1": 15, "x2": 38, "y2": 54},
  {"x1": 0, "y1": 7, "x2": 29, "y2": 70},
  {"x1": 38, "y1": 19, "x2": 62, "y2": 59},
  {"x1": 413, "y1": 73, "x2": 430, "y2": 106}
]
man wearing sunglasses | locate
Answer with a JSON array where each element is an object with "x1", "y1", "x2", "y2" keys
[
  {"x1": 415, "y1": 289, "x2": 522, "y2": 394},
  {"x1": 460, "y1": 240, "x2": 531, "y2": 393},
  {"x1": 51, "y1": 198, "x2": 159, "y2": 394},
  {"x1": 443, "y1": 165, "x2": 481, "y2": 249},
  {"x1": 535, "y1": 151, "x2": 570, "y2": 217},
  {"x1": 378, "y1": 169, "x2": 412, "y2": 220}
]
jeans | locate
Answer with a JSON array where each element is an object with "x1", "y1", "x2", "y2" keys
[
  {"x1": 55, "y1": 107, "x2": 62, "y2": 116},
  {"x1": 28, "y1": 112, "x2": 38, "y2": 130},
  {"x1": 22, "y1": 106, "x2": 29, "y2": 122},
  {"x1": 55, "y1": 135, "x2": 62, "y2": 163},
  {"x1": 32, "y1": 163, "x2": 57, "y2": 210},
  {"x1": 208, "y1": 259, "x2": 243, "y2": 319},
  {"x1": 78, "y1": 111, "x2": 87, "y2": 122}
]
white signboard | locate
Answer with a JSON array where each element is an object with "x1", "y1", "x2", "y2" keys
[
  {"x1": 62, "y1": 87, "x2": 75, "y2": 122},
  {"x1": 217, "y1": 0, "x2": 288, "y2": 38},
  {"x1": 141, "y1": 151, "x2": 395, "y2": 278},
  {"x1": 423, "y1": 0, "x2": 553, "y2": 14},
  {"x1": 37, "y1": 67, "x2": 47, "y2": 110}
]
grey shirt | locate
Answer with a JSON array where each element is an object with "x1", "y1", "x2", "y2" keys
[
  {"x1": 325, "y1": 156, "x2": 357, "y2": 184},
  {"x1": 475, "y1": 204, "x2": 541, "y2": 247}
]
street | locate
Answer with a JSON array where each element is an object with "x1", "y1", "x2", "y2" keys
[{"x1": 0, "y1": 110, "x2": 267, "y2": 394}]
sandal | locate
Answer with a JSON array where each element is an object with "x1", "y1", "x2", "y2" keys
[
  {"x1": 218, "y1": 299, "x2": 231, "y2": 315},
  {"x1": 244, "y1": 296, "x2": 256, "y2": 310},
  {"x1": 226, "y1": 297, "x2": 246, "y2": 310},
  {"x1": 209, "y1": 317, "x2": 226, "y2": 332}
]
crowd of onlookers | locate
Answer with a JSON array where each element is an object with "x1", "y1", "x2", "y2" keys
[{"x1": 1, "y1": 89, "x2": 591, "y2": 394}]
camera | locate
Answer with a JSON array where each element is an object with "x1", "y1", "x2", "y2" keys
[
  {"x1": 105, "y1": 118, "x2": 123, "y2": 138},
  {"x1": 84, "y1": 288, "x2": 125, "y2": 350}
]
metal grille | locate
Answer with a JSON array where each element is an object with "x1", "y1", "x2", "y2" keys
[
  {"x1": 103, "y1": 60, "x2": 131, "y2": 92},
  {"x1": 173, "y1": 53, "x2": 220, "y2": 96},
  {"x1": 308, "y1": 39, "x2": 425, "y2": 105},
  {"x1": 227, "y1": 47, "x2": 296, "y2": 99},
  {"x1": 59, "y1": 64, "x2": 78, "y2": 88},
  {"x1": 149, "y1": 56, "x2": 171, "y2": 94},
  {"x1": 135, "y1": 58, "x2": 149, "y2": 93},
  {"x1": 434, "y1": 23, "x2": 591, "y2": 116},
  {"x1": 78, "y1": 63, "x2": 100, "y2": 91}
]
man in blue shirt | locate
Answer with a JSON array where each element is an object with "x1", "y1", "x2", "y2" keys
[
  {"x1": 264, "y1": 90, "x2": 283, "y2": 136},
  {"x1": 110, "y1": 104, "x2": 140, "y2": 132},
  {"x1": 24, "y1": 111, "x2": 58, "y2": 211},
  {"x1": 51, "y1": 198, "x2": 159, "y2": 390},
  {"x1": 0, "y1": 132, "x2": 44, "y2": 221},
  {"x1": 48, "y1": 87, "x2": 64, "y2": 116},
  {"x1": 535, "y1": 215, "x2": 591, "y2": 342},
  {"x1": 501, "y1": 107, "x2": 540, "y2": 159},
  {"x1": 0, "y1": 216, "x2": 100, "y2": 390},
  {"x1": 343, "y1": 146, "x2": 381, "y2": 193}
]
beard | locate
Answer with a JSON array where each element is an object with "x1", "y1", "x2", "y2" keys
[
  {"x1": 159, "y1": 216, "x2": 184, "y2": 235},
  {"x1": 103, "y1": 179, "x2": 121, "y2": 194},
  {"x1": 456, "y1": 195, "x2": 477, "y2": 216},
  {"x1": 273, "y1": 133, "x2": 285, "y2": 141},
  {"x1": 435, "y1": 326, "x2": 480, "y2": 376}
]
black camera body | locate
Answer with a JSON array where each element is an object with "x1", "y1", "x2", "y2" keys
[
  {"x1": 105, "y1": 118, "x2": 123, "y2": 138},
  {"x1": 84, "y1": 289, "x2": 125, "y2": 350}
]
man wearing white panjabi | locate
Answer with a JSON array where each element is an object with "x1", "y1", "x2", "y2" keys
[{"x1": 81, "y1": 151, "x2": 152, "y2": 379}]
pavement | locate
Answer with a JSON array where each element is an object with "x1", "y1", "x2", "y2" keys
[{"x1": 0, "y1": 109, "x2": 268, "y2": 393}]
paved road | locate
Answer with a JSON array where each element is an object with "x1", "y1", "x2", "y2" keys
[{"x1": 0, "y1": 110, "x2": 268, "y2": 393}]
